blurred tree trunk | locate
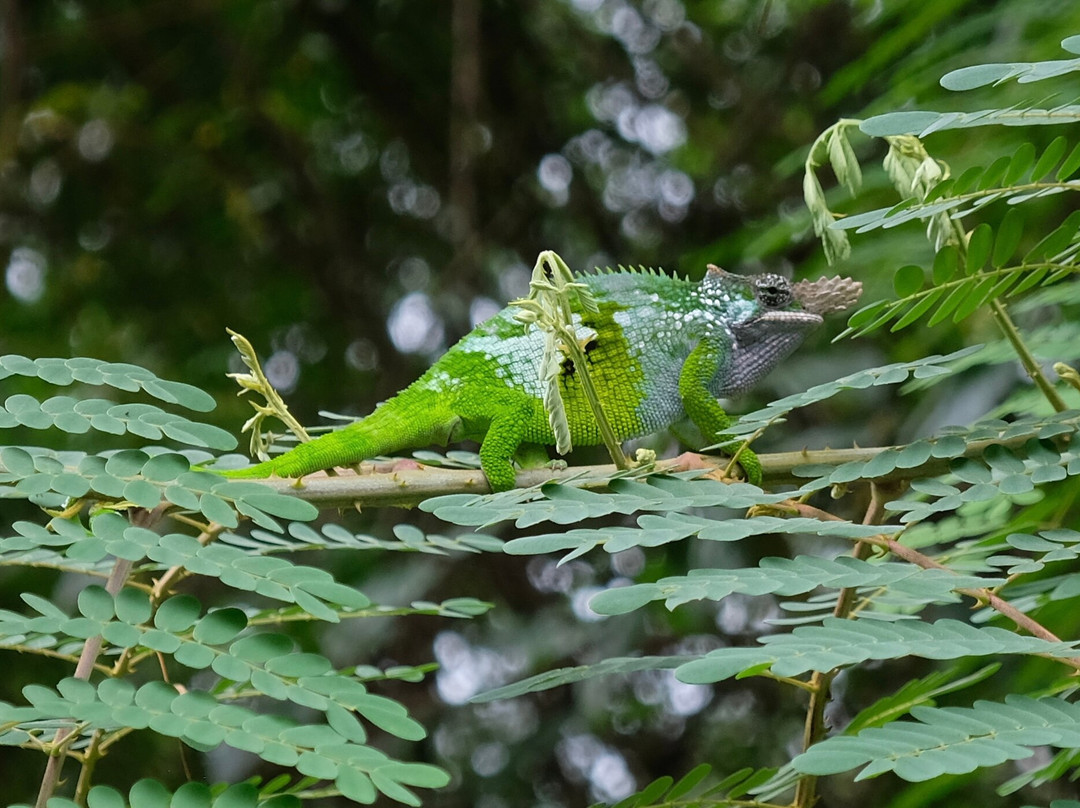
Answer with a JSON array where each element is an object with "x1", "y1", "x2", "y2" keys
[
  {"x1": 0, "y1": 0, "x2": 23, "y2": 162},
  {"x1": 449, "y1": 0, "x2": 481, "y2": 270}
]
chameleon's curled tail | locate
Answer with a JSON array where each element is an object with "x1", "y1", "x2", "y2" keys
[{"x1": 221, "y1": 388, "x2": 460, "y2": 480}]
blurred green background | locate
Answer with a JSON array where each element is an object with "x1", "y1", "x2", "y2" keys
[{"x1": 4, "y1": 1, "x2": 1080, "y2": 806}]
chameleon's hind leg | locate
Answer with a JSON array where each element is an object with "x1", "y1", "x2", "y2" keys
[{"x1": 478, "y1": 411, "x2": 530, "y2": 492}]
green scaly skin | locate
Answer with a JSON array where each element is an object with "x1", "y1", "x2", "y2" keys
[{"x1": 224, "y1": 266, "x2": 859, "y2": 491}]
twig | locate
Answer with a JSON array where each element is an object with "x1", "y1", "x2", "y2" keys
[
  {"x1": 35, "y1": 505, "x2": 167, "y2": 808},
  {"x1": 989, "y1": 299, "x2": 1068, "y2": 413},
  {"x1": 790, "y1": 501, "x2": 1080, "y2": 666},
  {"x1": 35, "y1": 557, "x2": 132, "y2": 808},
  {"x1": 793, "y1": 482, "x2": 898, "y2": 808}
]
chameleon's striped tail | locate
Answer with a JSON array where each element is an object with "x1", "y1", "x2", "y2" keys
[{"x1": 222, "y1": 389, "x2": 460, "y2": 479}]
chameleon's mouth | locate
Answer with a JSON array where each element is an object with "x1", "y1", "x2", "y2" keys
[
  {"x1": 756, "y1": 310, "x2": 824, "y2": 325},
  {"x1": 739, "y1": 310, "x2": 824, "y2": 334}
]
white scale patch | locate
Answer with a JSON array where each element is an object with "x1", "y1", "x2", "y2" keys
[{"x1": 423, "y1": 370, "x2": 457, "y2": 394}]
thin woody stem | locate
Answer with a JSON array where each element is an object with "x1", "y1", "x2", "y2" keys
[
  {"x1": 988, "y1": 298, "x2": 1068, "y2": 413},
  {"x1": 791, "y1": 501, "x2": 1079, "y2": 663},
  {"x1": 35, "y1": 505, "x2": 168, "y2": 808},
  {"x1": 793, "y1": 482, "x2": 896, "y2": 808},
  {"x1": 35, "y1": 556, "x2": 133, "y2": 808}
]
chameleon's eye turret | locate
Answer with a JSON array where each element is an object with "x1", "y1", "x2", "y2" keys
[{"x1": 754, "y1": 274, "x2": 793, "y2": 309}]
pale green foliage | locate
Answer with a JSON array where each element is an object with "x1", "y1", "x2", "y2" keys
[
  {"x1": 429, "y1": 36, "x2": 1080, "y2": 808},
  {"x1": 10, "y1": 33, "x2": 1080, "y2": 808},
  {"x1": 10, "y1": 779, "x2": 300, "y2": 808},
  {"x1": 0, "y1": 357, "x2": 478, "y2": 806},
  {"x1": 793, "y1": 695, "x2": 1080, "y2": 782},
  {"x1": 804, "y1": 35, "x2": 1080, "y2": 343},
  {"x1": 589, "y1": 559, "x2": 992, "y2": 616},
  {"x1": 676, "y1": 619, "x2": 1078, "y2": 684}
]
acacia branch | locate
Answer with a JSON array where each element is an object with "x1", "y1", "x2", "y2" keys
[
  {"x1": 231, "y1": 417, "x2": 1062, "y2": 508},
  {"x1": 791, "y1": 501, "x2": 1080, "y2": 669},
  {"x1": 35, "y1": 505, "x2": 169, "y2": 808},
  {"x1": 793, "y1": 481, "x2": 900, "y2": 808}
]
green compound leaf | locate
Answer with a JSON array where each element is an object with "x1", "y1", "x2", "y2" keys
[
  {"x1": 793, "y1": 695, "x2": 1080, "y2": 782},
  {"x1": 12, "y1": 678, "x2": 444, "y2": 803},
  {"x1": 124, "y1": 479, "x2": 163, "y2": 509},
  {"x1": 128, "y1": 778, "x2": 174, "y2": 807},
  {"x1": 676, "y1": 619, "x2": 1078, "y2": 685},
  {"x1": 940, "y1": 51, "x2": 1080, "y2": 90},
  {"x1": 471, "y1": 655, "x2": 689, "y2": 703},
  {"x1": 199, "y1": 493, "x2": 240, "y2": 528},
  {"x1": 423, "y1": 474, "x2": 796, "y2": 531},
  {"x1": 105, "y1": 450, "x2": 151, "y2": 477},
  {"x1": 0, "y1": 446, "x2": 36, "y2": 475},
  {"x1": 504, "y1": 514, "x2": 898, "y2": 563},
  {"x1": 589, "y1": 557, "x2": 1000, "y2": 616},
  {"x1": 114, "y1": 588, "x2": 153, "y2": 625},
  {"x1": 726, "y1": 347, "x2": 982, "y2": 444},
  {"x1": 1058, "y1": 141, "x2": 1080, "y2": 181},
  {"x1": 845, "y1": 664, "x2": 1001, "y2": 735},
  {"x1": 350, "y1": 693, "x2": 426, "y2": 741},
  {"x1": 992, "y1": 208, "x2": 1024, "y2": 268},
  {"x1": 931, "y1": 246, "x2": 959, "y2": 284},
  {"x1": 230, "y1": 633, "x2": 296, "y2": 664},
  {"x1": 861, "y1": 104, "x2": 1080, "y2": 139},
  {"x1": 0, "y1": 356, "x2": 215, "y2": 411},
  {"x1": 219, "y1": 488, "x2": 318, "y2": 522},
  {"x1": 0, "y1": 396, "x2": 235, "y2": 449},
  {"x1": 966, "y1": 223, "x2": 994, "y2": 272}
]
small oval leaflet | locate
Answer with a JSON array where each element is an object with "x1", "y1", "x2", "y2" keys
[
  {"x1": 236, "y1": 492, "x2": 318, "y2": 522},
  {"x1": 264, "y1": 652, "x2": 333, "y2": 678},
  {"x1": 892, "y1": 265, "x2": 925, "y2": 298},
  {"x1": 154, "y1": 594, "x2": 202, "y2": 633},
  {"x1": 127, "y1": 778, "x2": 173, "y2": 807},
  {"x1": 78, "y1": 585, "x2": 115, "y2": 622},
  {"x1": 114, "y1": 587, "x2": 153, "y2": 625},
  {"x1": 199, "y1": 492, "x2": 240, "y2": 528},
  {"x1": 141, "y1": 453, "x2": 191, "y2": 482},
  {"x1": 966, "y1": 223, "x2": 994, "y2": 272},
  {"x1": 192, "y1": 607, "x2": 249, "y2": 645},
  {"x1": 229, "y1": 632, "x2": 295, "y2": 664},
  {"x1": 105, "y1": 449, "x2": 151, "y2": 478},
  {"x1": 992, "y1": 208, "x2": 1024, "y2": 268}
]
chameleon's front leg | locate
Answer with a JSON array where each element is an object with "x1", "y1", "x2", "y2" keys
[{"x1": 678, "y1": 342, "x2": 763, "y2": 485}]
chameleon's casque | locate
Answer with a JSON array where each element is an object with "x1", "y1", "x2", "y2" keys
[{"x1": 226, "y1": 266, "x2": 860, "y2": 491}]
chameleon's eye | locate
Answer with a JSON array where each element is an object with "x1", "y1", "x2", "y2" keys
[{"x1": 754, "y1": 274, "x2": 793, "y2": 309}]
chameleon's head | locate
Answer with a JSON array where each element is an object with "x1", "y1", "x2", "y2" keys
[{"x1": 702, "y1": 264, "x2": 861, "y2": 397}]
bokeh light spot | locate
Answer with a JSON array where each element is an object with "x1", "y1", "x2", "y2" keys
[
  {"x1": 5, "y1": 247, "x2": 47, "y2": 304},
  {"x1": 77, "y1": 119, "x2": 114, "y2": 162},
  {"x1": 387, "y1": 291, "x2": 444, "y2": 355}
]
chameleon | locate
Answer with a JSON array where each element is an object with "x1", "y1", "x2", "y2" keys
[{"x1": 224, "y1": 265, "x2": 861, "y2": 491}]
